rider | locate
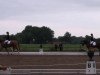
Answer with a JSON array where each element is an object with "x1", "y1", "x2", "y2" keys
[
  {"x1": 4, "y1": 32, "x2": 11, "y2": 44},
  {"x1": 90, "y1": 33, "x2": 96, "y2": 46}
]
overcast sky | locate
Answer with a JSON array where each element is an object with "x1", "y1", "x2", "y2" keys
[{"x1": 0, "y1": 0, "x2": 100, "y2": 38}]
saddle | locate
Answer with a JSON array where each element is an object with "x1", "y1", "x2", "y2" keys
[
  {"x1": 90, "y1": 41, "x2": 96, "y2": 47},
  {"x1": 4, "y1": 40, "x2": 11, "y2": 45}
]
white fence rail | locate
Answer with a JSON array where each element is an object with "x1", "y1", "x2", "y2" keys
[
  {"x1": 0, "y1": 52, "x2": 99, "y2": 55},
  {"x1": 1, "y1": 68, "x2": 100, "y2": 74}
]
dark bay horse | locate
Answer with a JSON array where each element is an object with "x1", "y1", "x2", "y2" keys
[
  {"x1": 81, "y1": 40, "x2": 100, "y2": 60},
  {"x1": 0, "y1": 39, "x2": 20, "y2": 55}
]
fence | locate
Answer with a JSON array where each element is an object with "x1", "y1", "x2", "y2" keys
[{"x1": 1, "y1": 67, "x2": 100, "y2": 75}]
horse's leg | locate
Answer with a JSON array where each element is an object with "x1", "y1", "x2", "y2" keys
[
  {"x1": 92, "y1": 51, "x2": 94, "y2": 60},
  {"x1": 88, "y1": 51, "x2": 91, "y2": 60},
  {"x1": 12, "y1": 41, "x2": 20, "y2": 55},
  {"x1": 16, "y1": 46, "x2": 20, "y2": 55},
  {"x1": 0, "y1": 47, "x2": 3, "y2": 55},
  {"x1": 13, "y1": 46, "x2": 20, "y2": 55},
  {"x1": 17, "y1": 48, "x2": 20, "y2": 55},
  {"x1": 0, "y1": 47, "x2": 3, "y2": 52},
  {"x1": 10, "y1": 47, "x2": 13, "y2": 55},
  {"x1": 16, "y1": 44, "x2": 20, "y2": 55},
  {"x1": 88, "y1": 51, "x2": 94, "y2": 61},
  {"x1": 18, "y1": 43, "x2": 20, "y2": 54},
  {"x1": 97, "y1": 47, "x2": 100, "y2": 56},
  {"x1": 98, "y1": 47, "x2": 100, "y2": 56},
  {"x1": 99, "y1": 49, "x2": 100, "y2": 56},
  {"x1": 5, "y1": 48, "x2": 9, "y2": 55}
]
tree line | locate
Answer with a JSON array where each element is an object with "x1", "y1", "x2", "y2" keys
[{"x1": 0, "y1": 25, "x2": 100, "y2": 44}]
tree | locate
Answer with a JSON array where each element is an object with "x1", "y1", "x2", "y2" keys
[
  {"x1": 37, "y1": 26, "x2": 54, "y2": 43},
  {"x1": 21, "y1": 25, "x2": 35, "y2": 43},
  {"x1": 63, "y1": 32, "x2": 71, "y2": 43},
  {"x1": 58, "y1": 36, "x2": 64, "y2": 42},
  {"x1": 15, "y1": 25, "x2": 54, "y2": 44},
  {"x1": 71, "y1": 36, "x2": 84, "y2": 44}
]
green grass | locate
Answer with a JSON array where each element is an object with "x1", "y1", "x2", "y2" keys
[{"x1": 20, "y1": 44, "x2": 84, "y2": 52}]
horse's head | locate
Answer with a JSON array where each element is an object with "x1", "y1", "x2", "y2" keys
[
  {"x1": 0, "y1": 39, "x2": 3, "y2": 43},
  {"x1": 81, "y1": 40, "x2": 89, "y2": 46},
  {"x1": 81, "y1": 40, "x2": 85, "y2": 46}
]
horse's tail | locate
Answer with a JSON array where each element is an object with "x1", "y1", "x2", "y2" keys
[{"x1": 14, "y1": 40, "x2": 20, "y2": 51}]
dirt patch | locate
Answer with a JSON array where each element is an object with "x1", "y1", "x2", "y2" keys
[{"x1": 0, "y1": 55, "x2": 100, "y2": 69}]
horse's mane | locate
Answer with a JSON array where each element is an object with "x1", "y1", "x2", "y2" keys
[
  {"x1": 83, "y1": 40, "x2": 89, "y2": 44},
  {"x1": 0, "y1": 39, "x2": 4, "y2": 43}
]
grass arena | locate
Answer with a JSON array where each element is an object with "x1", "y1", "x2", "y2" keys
[{"x1": 0, "y1": 52, "x2": 100, "y2": 75}]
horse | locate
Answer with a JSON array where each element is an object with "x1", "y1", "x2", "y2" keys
[
  {"x1": 81, "y1": 40, "x2": 100, "y2": 60},
  {"x1": 0, "y1": 39, "x2": 20, "y2": 55}
]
